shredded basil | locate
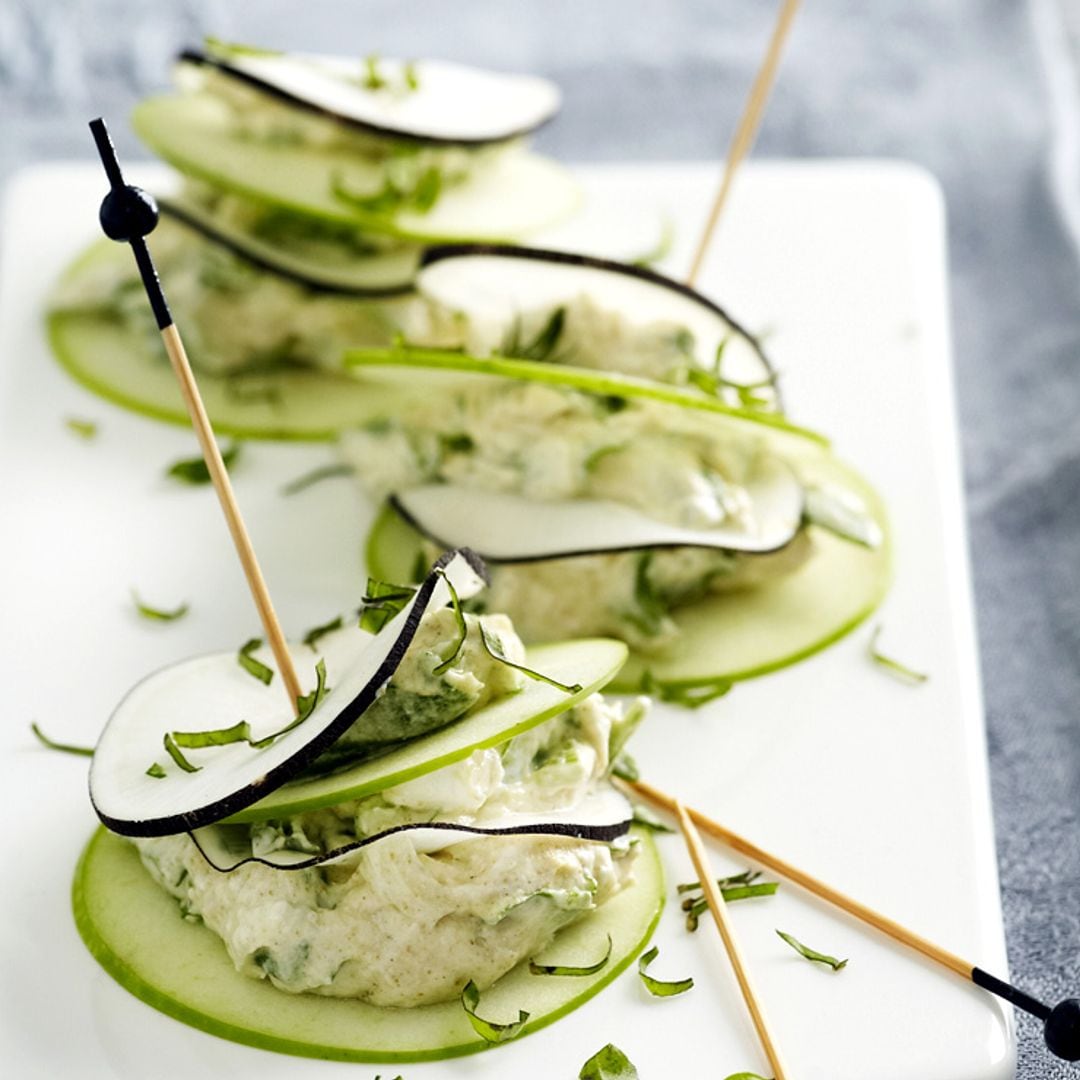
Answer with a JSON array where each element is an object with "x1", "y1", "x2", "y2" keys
[
  {"x1": 869, "y1": 626, "x2": 928, "y2": 685},
  {"x1": 145, "y1": 762, "x2": 167, "y2": 779},
  {"x1": 641, "y1": 670, "x2": 733, "y2": 709},
  {"x1": 611, "y1": 750, "x2": 640, "y2": 782},
  {"x1": 150, "y1": 660, "x2": 329, "y2": 777},
  {"x1": 163, "y1": 732, "x2": 200, "y2": 774},
  {"x1": 579, "y1": 1043, "x2": 640, "y2": 1079},
  {"x1": 529, "y1": 934, "x2": 612, "y2": 977},
  {"x1": 403, "y1": 59, "x2": 420, "y2": 90},
  {"x1": 65, "y1": 416, "x2": 97, "y2": 439},
  {"x1": 237, "y1": 638, "x2": 275, "y2": 685},
  {"x1": 166, "y1": 441, "x2": 240, "y2": 485},
  {"x1": 30, "y1": 722, "x2": 93, "y2": 757},
  {"x1": 501, "y1": 306, "x2": 567, "y2": 362},
  {"x1": 637, "y1": 945, "x2": 694, "y2": 997},
  {"x1": 631, "y1": 803, "x2": 674, "y2": 833},
  {"x1": 302, "y1": 615, "x2": 343, "y2": 650},
  {"x1": 460, "y1": 979, "x2": 528, "y2": 1043},
  {"x1": 432, "y1": 571, "x2": 467, "y2": 675},
  {"x1": 776, "y1": 929, "x2": 848, "y2": 971},
  {"x1": 362, "y1": 54, "x2": 387, "y2": 90},
  {"x1": 280, "y1": 463, "x2": 355, "y2": 496},
  {"x1": 331, "y1": 167, "x2": 442, "y2": 218},
  {"x1": 478, "y1": 622, "x2": 583, "y2": 694},
  {"x1": 677, "y1": 870, "x2": 762, "y2": 894},
  {"x1": 131, "y1": 590, "x2": 190, "y2": 623},
  {"x1": 359, "y1": 578, "x2": 417, "y2": 633},
  {"x1": 680, "y1": 871, "x2": 779, "y2": 930}
]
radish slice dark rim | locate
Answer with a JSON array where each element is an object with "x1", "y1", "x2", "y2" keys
[
  {"x1": 191, "y1": 815, "x2": 633, "y2": 873},
  {"x1": 178, "y1": 50, "x2": 559, "y2": 147},
  {"x1": 387, "y1": 486, "x2": 804, "y2": 564},
  {"x1": 157, "y1": 196, "x2": 418, "y2": 298},
  {"x1": 417, "y1": 242, "x2": 782, "y2": 410},
  {"x1": 90, "y1": 549, "x2": 488, "y2": 838}
]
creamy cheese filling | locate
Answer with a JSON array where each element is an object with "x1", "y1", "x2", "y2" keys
[
  {"x1": 133, "y1": 693, "x2": 641, "y2": 1007},
  {"x1": 49, "y1": 216, "x2": 409, "y2": 375}
]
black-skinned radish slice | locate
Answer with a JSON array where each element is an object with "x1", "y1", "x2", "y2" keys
[
  {"x1": 158, "y1": 196, "x2": 420, "y2": 296},
  {"x1": 389, "y1": 460, "x2": 804, "y2": 563},
  {"x1": 415, "y1": 244, "x2": 779, "y2": 406},
  {"x1": 192, "y1": 785, "x2": 633, "y2": 871},
  {"x1": 181, "y1": 49, "x2": 561, "y2": 146},
  {"x1": 89, "y1": 550, "x2": 486, "y2": 837}
]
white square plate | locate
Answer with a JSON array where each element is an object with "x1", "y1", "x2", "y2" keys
[{"x1": 0, "y1": 160, "x2": 1014, "y2": 1079}]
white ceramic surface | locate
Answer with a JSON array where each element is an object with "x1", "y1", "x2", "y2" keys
[{"x1": 0, "y1": 161, "x2": 1014, "y2": 1079}]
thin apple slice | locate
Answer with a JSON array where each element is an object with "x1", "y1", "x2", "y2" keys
[
  {"x1": 132, "y1": 94, "x2": 581, "y2": 242},
  {"x1": 73, "y1": 825, "x2": 663, "y2": 1062},
  {"x1": 226, "y1": 637, "x2": 628, "y2": 822},
  {"x1": 90, "y1": 551, "x2": 487, "y2": 837},
  {"x1": 183, "y1": 48, "x2": 561, "y2": 145}
]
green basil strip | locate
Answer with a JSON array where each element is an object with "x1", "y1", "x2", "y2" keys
[
  {"x1": 166, "y1": 441, "x2": 240, "y2": 485},
  {"x1": 131, "y1": 590, "x2": 189, "y2": 622},
  {"x1": 302, "y1": 615, "x2": 343, "y2": 650},
  {"x1": 579, "y1": 1043, "x2": 640, "y2": 1080},
  {"x1": 203, "y1": 36, "x2": 281, "y2": 58},
  {"x1": 678, "y1": 870, "x2": 762, "y2": 894},
  {"x1": 432, "y1": 570, "x2": 467, "y2": 675},
  {"x1": 479, "y1": 623, "x2": 583, "y2": 694},
  {"x1": 637, "y1": 945, "x2": 694, "y2": 997},
  {"x1": 460, "y1": 980, "x2": 529, "y2": 1043},
  {"x1": 642, "y1": 670, "x2": 733, "y2": 709},
  {"x1": 868, "y1": 626, "x2": 929, "y2": 685},
  {"x1": 163, "y1": 733, "x2": 200, "y2": 774},
  {"x1": 776, "y1": 929, "x2": 848, "y2": 971},
  {"x1": 684, "y1": 883, "x2": 780, "y2": 930},
  {"x1": 237, "y1": 638, "x2": 274, "y2": 686},
  {"x1": 145, "y1": 762, "x2": 167, "y2": 779},
  {"x1": 631, "y1": 803, "x2": 674, "y2": 833},
  {"x1": 30, "y1": 722, "x2": 93, "y2": 757},
  {"x1": 611, "y1": 750, "x2": 640, "y2": 783},
  {"x1": 529, "y1": 934, "x2": 612, "y2": 977},
  {"x1": 359, "y1": 578, "x2": 417, "y2": 634},
  {"x1": 501, "y1": 305, "x2": 567, "y2": 362},
  {"x1": 65, "y1": 417, "x2": 97, "y2": 439},
  {"x1": 280, "y1": 463, "x2": 355, "y2": 496}
]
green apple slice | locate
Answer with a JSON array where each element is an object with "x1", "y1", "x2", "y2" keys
[
  {"x1": 46, "y1": 239, "x2": 419, "y2": 440},
  {"x1": 72, "y1": 825, "x2": 663, "y2": 1062},
  {"x1": 365, "y1": 455, "x2": 890, "y2": 695},
  {"x1": 227, "y1": 636, "x2": 628, "y2": 823},
  {"x1": 131, "y1": 94, "x2": 581, "y2": 243}
]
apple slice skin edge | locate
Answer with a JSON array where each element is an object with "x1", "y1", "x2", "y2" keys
[{"x1": 72, "y1": 825, "x2": 664, "y2": 1062}]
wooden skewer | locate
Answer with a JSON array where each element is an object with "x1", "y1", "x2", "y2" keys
[
  {"x1": 686, "y1": 0, "x2": 803, "y2": 286},
  {"x1": 629, "y1": 778, "x2": 1080, "y2": 1062},
  {"x1": 89, "y1": 117, "x2": 304, "y2": 711},
  {"x1": 675, "y1": 800, "x2": 790, "y2": 1080}
]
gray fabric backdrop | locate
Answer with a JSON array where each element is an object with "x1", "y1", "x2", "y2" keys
[{"x1": 2, "y1": 2, "x2": 1077, "y2": 1076}]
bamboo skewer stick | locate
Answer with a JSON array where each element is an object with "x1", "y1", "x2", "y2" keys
[
  {"x1": 89, "y1": 118, "x2": 304, "y2": 711},
  {"x1": 628, "y1": 778, "x2": 1080, "y2": 1061},
  {"x1": 675, "y1": 800, "x2": 790, "y2": 1080},
  {"x1": 686, "y1": 0, "x2": 803, "y2": 287}
]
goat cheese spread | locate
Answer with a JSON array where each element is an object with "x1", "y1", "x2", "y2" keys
[
  {"x1": 132, "y1": 606, "x2": 642, "y2": 1007},
  {"x1": 343, "y1": 379, "x2": 811, "y2": 649}
]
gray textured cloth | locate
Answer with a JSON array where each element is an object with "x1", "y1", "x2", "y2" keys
[{"x1": 2, "y1": 2, "x2": 1077, "y2": 1076}]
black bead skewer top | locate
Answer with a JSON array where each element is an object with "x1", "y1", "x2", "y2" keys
[{"x1": 88, "y1": 117, "x2": 171, "y2": 330}]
